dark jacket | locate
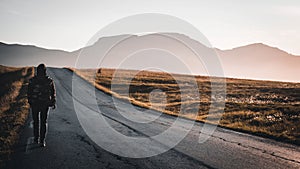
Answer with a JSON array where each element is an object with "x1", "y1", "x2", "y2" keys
[{"x1": 27, "y1": 75, "x2": 56, "y2": 106}]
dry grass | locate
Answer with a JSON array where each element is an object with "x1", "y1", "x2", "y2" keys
[
  {"x1": 0, "y1": 65, "x2": 34, "y2": 167},
  {"x1": 70, "y1": 68, "x2": 300, "y2": 145}
]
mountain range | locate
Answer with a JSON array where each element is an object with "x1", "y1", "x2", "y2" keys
[{"x1": 0, "y1": 33, "x2": 299, "y2": 82}]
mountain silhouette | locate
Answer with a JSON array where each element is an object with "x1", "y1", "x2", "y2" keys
[
  {"x1": 0, "y1": 42, "x2": 75, "y2": 67},
  {"x1": 216, "y1": 43, "x2": 300, "y2": 82},
  {"x1": 0, "y1": 33, "x2": 299, "y2": 82}
]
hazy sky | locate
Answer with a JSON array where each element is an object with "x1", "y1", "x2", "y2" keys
[{"x1": 1, "y1": 0, "x2": 300, "y2": 55}]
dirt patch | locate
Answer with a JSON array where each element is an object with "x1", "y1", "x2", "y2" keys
[{"x1": 0, "y1": 65, "x2": 34, "y2": 167}]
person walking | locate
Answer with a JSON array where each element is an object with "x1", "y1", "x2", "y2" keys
[{"x1": 27, "y1": 64, "x2": 56, "y2": 147}]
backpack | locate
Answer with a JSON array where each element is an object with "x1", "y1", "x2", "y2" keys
[{"x1": 28, "y1": 76, "x2": 53, "y2": 104}]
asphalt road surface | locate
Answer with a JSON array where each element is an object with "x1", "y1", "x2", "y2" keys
[{"x1": 7, "y1": 68, "x2": 300, "y2": 169}]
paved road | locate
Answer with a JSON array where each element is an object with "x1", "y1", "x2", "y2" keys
[{"x1": 7, "y1": 68, "x2": 300, "y2": 169}]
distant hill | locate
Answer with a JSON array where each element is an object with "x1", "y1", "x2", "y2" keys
[
  {"x1": 0, "y1": 42, "x2": 75, "y2": 67},
  {"x1": 0, "y1": 33, "x2": 299, "y2": 82},
  {"x1": 216, "y1": 43, "x2": 300, "y2": 82}
]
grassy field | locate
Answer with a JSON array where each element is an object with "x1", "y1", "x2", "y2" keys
[
  {"x1": 0, "y1": 65, "x2": 34, "y2": 167},
  {"x1": 71, "y1": 68, "x2": 300, "y2": 145}
]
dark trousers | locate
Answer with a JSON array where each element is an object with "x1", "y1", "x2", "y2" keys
[{"x1": 31, "y1": 105, "x2": 49, "y2": 141}]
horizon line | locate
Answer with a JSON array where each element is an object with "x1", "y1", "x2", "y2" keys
[{"x1": 1, "y1": 33, "x2": 300, "y2": 56}]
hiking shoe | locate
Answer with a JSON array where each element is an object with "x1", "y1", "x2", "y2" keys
[
  {"x1": 40, "y1": 140, "x2": 46, "y2": 147},
  {"x1": 34, "y1": 138, "x2": 39, "y2": 144}
]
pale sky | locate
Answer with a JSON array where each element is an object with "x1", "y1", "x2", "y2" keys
[{"x1": 1, "y1": 0, "x2": 300, "y2": 55}]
